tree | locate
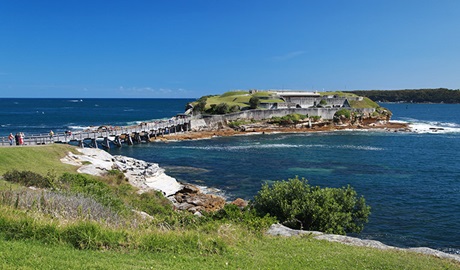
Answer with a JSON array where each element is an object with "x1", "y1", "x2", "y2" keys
[
  {"x1": 214, "y1": 103, "x2": 229, "y2": 114},
  {"x1": 249, "y1": 96, "x2": 260, "y2": 109},
  {"x1": 252, "y1": 177, "x2": 371, "y2": 235}
]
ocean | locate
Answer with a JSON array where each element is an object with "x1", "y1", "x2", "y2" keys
[{"x1": 1, "y1": 98, "x2": 459, "y2": 254}]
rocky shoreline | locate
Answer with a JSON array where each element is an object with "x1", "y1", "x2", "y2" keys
[
  {"x1": 155, "y1": 120, "x2": 410, "y2": 142},
  {"x1": 61, "y1": 148, "x2": 227, "y2": 213}
]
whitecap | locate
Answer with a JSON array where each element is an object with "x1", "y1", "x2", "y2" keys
[{"x1": 174, "y1": 143, "x2": 383, "y2": 151}]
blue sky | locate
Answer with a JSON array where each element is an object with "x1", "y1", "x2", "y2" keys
[{"x1": 1, "y1": 1, "x2": 459, "y2": 98}]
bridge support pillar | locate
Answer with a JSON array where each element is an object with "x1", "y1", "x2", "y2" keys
[
  {"x1": 91, "y1": 139, "x2": 98, "y2": 148},
  {"x1": 114, "y1": 136, "x2": 122, "y2": 147},
  {"x1": 103, "y1": 137, "x2": 110, "y2": 149}
]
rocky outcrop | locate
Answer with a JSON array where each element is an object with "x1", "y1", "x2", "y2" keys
[
  {"x1": 266, "y1": 224, "x2": 460, "y2": 263},
  {"x1": 61, "y1": 148, "x2": 182, "y2": 196},
  {"x1": 61, "y1": 148, "x2": 226, "y2": 213},
  {"x1": 174, "y1": 184, "x2": 226, "y2": 213},
  {"x1": 231, "y1": 198, "x2": 248, "y2": 209}
]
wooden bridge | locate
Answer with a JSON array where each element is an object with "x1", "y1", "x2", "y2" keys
[{"x1": 0, "y1": 117, "x2": 191, "y2": 148}]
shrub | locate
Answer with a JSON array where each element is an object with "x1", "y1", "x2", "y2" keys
[
  {"x1": 3, "y1": 170, "x2": 53, "y2": 189},
  {"x1": 270, "y1": 114, "x2": 307, "y2": 126},
  {"x1": 130, "y1": 190, "x2": 173, "y2": 216},
  {"x1": 310, "y1": 115, "x2": 321, "y2": 122},
  {"x1": 229, "y1": 104, "x2": 240, "y2": 113},
  {"x1": 214, "y1": 103, "x2": 230, "y2": 114},
  {"x1": 249, "y1": 96, "x2": 260, "y2": 109},
  {"x1": 252, "y1": 177, "x2": 371, "y2": 235},
  {"x1": 334, "y1": 109, "x2": 351, "y2": 120},
  {"x1": 210, "y1": 204, "x2": 276, "y2": 232}
]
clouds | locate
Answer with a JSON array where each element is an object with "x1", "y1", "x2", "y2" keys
[{"x1": 272, "y1": 51, "x2": 306, "y2": 61}]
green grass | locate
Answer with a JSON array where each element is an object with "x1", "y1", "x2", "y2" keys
[
  {"x1": 0, "y1": 144, "x2": 78, "y2": 176},
  {"x1": 220, "y1": 90, "x2": 248, "y2": 97},
  {"x1": 1, "y1": 234, "x2": 458, "y2": 269},
  {"x1": 349, "y1": 97, "x2": 380, "y2": 109},
  {"x1": 204, "y1": 95, "x2": 251, "y2": 110},
  {"x1": 252, "y1": 91, "x2": 275, "y2": 97},
  {"x1": 319, "y1": 91, "x2": 359, "y2": 98}
]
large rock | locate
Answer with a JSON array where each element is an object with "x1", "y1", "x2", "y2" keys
[
  {"x1": 174, "y1": 185, "x2": 226, "y2": 213},
  {"x1": 61, "y1": 148, "x2": 183, "y2": 196}
]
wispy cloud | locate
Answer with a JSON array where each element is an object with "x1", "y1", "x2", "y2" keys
[
  {"x1": 272, "y1": 51, "x2": 306, "y2": 61},
  {"x1": 118, "y1": 86, "x2": 189, "y2": 96}
]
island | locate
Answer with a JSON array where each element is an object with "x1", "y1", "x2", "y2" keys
[{"x1": 164, "y1": 89, "x2": 408, "y2": 141}]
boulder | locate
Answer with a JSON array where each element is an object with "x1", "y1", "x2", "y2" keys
[
  {"x1": 231, "y1": 198, "x2": 248, "y2": 209},
  {"x1": 174, "y1": 187, "x2": 225, "y2": 213}
]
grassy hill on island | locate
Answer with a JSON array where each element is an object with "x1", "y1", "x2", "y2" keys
[
  {"x1": 187, "y1": 90, "x2": 381, "y2": 115},
  {"x1": 0, "y1": 145, "x2": 459, "y2": 269}
]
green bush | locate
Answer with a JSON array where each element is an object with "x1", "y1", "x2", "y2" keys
[
  {"x1": 252, "y1": 177, "x2": 371, "y2": 235},
  {"x1": 131, "y1": 190, "x2": 173, "y2": 216},
  {"x1": 334, "y1": 109, "x2": 351, "y2": 120},
  {"x1": 3, "y1": 170, "x2": 53, "y2": 189},
  {"x1": 210, "y1": 204, "x2": 276, "y2": 232},
  {"x1": 229, "y1": 104, "x2": 240, "y2": 113},
  {"x1": 310, "y1": 115, "x2": 321, "y2": 122},
  {"x1": 249, "y1": 96, "x2": 260, "y2": 109},
  {"x1": 270, "y1": 114, "x2": 307, "y2": 126},
  {"x1": 214, "y1": 103, "x2": 230, "y2": 114}
]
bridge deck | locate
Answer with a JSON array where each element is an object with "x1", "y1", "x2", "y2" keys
[{"x1": 1, "y1": 117, "x2": 191, "y2": 147}]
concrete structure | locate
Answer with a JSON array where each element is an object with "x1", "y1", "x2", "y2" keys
[
  {"x1": 255, "y1": 90, "x2": 352, "y2": 109},
  {"x1": 192, "y1": 108, "x2": 339, "y2": 130}
]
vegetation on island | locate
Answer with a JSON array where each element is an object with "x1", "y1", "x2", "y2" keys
[
  {"x1": 349, "y1": 88, "x2": 460, "y2": 103},
  {"x1": 187, "y1": 90, "x2": 382, "y2": 115},
  {"x1": 0, "y1": 145, "x2": 458, "y2": 269}
]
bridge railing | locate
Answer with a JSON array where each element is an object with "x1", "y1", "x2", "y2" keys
[{"x1": 0, "y1": 117, "x2": 191, "y2": 146}]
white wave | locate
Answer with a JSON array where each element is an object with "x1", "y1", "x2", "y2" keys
[
  {"x1": 67, "y1": 125, "x2": 92, "y2": 131},
  {"x1": 389, "y1": 120, "x2": 409, "y2": 124},
  {"x1": 395, "y1": 117, "x2": 460, "y2": 134},
  {"x1": 176, "y1": 143, "x2": 383, "y2": 151},
  {"x1": 409, "y1": 123, "x2": 460, "y2": 134},
  {"x1": 195, "y1": 184, "x2": 228, "y2": 199}
]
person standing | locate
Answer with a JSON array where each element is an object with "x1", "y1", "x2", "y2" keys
[
  {"x1": 19, "y1": 132, "x2": 24, "y2": 145},
  {"x1": 15, "y1": 133, "x2": 20, "y2": 145},
  {"x1": 49, "y1": 130, "x2": 54, "y2": 143},
  {"x1": 8, "y1": 133, "x2": 14, "y2": 146}
]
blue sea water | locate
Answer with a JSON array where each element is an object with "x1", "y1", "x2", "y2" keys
[{"x1": 1, "y1": 99, "x2": 459, "y2": 254}]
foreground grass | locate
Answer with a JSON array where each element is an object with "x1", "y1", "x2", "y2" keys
[
  {"x1": 1, "y1": 236, "x2": 459, "y2": 269},
  {"x1": 0, "y1": 144, "x2": 77, "y2": 176}
]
